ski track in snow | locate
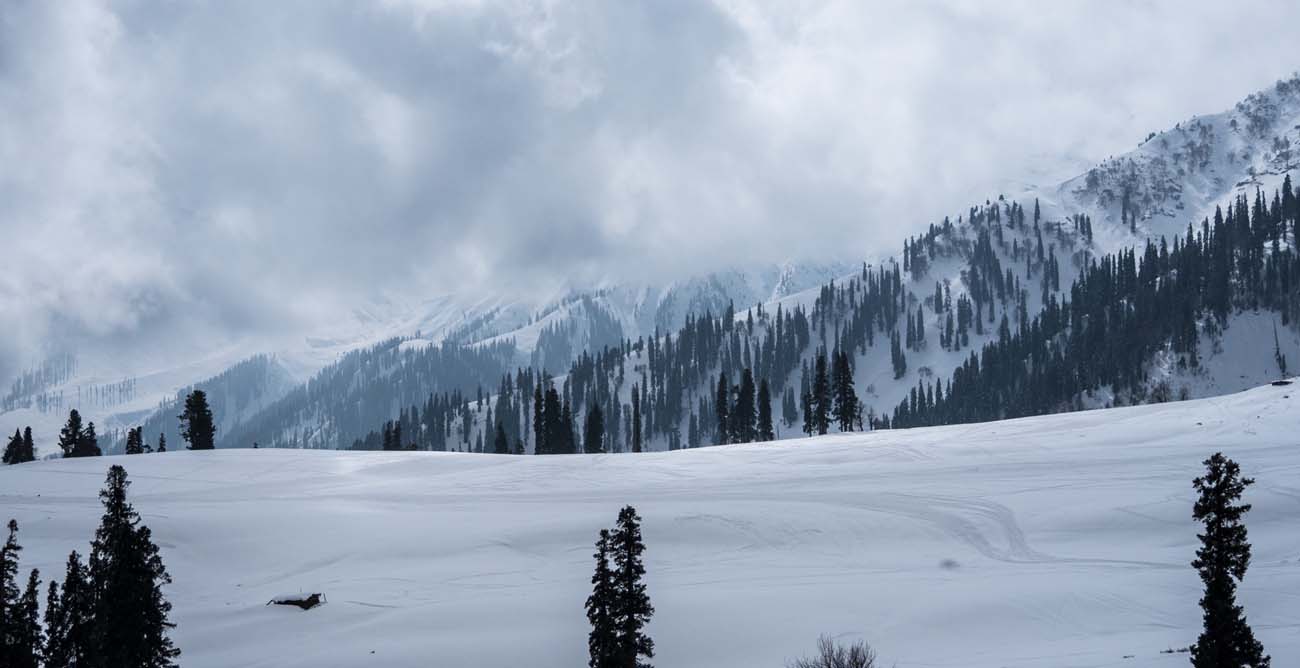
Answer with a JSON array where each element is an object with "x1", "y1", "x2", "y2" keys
[{"x1": 2, "y1": 383, "x2": 1300, "y2": 667}]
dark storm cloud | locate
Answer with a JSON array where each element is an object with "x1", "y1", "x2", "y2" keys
[{"x1": 2, "y1": 0, "x2": 1299, "y2": 377}]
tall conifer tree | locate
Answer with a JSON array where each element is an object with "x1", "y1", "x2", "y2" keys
[
  {"x1": 88, "y1": 466, "x2": 180, "y2": 667},
  {"x1": 1190, "y1": 453, "x2": 1269, "y2": 668},
  {"x1": 178, "y1": 390, "x2": 216, "y2": 450}
]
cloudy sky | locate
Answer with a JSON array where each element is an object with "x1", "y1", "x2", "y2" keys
[{"x1": 2, "y1": 0, "x2": 1299, "y2": 379}]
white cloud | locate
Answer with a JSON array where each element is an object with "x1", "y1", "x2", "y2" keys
[{"x1": 2, "y1": 0, "x2": 1298, "y2": 377}]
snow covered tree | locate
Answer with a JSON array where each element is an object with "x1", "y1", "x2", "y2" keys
[
  {"x1": 586, "y1": 529, "x2": 617, "y2": 668},
  {"x1": 88, "y1": 465, "x2": 181, "y2": 667},
  {"x1": 1190, "y1": 453, "x2": 1269, "y2": 668},
  {"x1": 178, "y1": 389, "x2": 216, "y2": 450},
  {"x1": 610, "y1": 506, "x2": 654, "y2": 668},
  {"x1": 156, "y1": 433, "x2": 167, "y2": 453}
]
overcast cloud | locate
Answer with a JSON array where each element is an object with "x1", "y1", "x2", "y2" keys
[{"x1": 2, "y1": 0, "x2": 1299, "y2": 378}]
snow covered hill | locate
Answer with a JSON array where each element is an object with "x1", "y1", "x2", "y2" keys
[{"x1": 2, "y1": 382, "x2": 1297, "y2": 667}]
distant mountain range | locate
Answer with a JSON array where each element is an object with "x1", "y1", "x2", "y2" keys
[{"x1": 5, "y1": 73, "x2": 1300, "y2": 455}]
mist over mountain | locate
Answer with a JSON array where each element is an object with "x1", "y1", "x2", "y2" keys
[{"x1": 6, "y1": 1, "x2": 1300, "y2": 389}]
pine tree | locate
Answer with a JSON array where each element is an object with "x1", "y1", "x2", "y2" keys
[
  {"x1": 610, "y1": 506, "x2": 654, "y2": 668},
  {"x1": 831, "y1": 351, "x2": 858, "y2": 432},
  {"x1": 125, "y1": 427, "x2": 145, "y2": 455},
  {"x1": 44, "y1": 551, "x2": 94, "y2": 668},
  {"x1": 714, "y1": 373, "x2": 729, "y2": 445},
  {"x1": 58, "y1": 410, "x2": 86, "y2": 458},
  {"x1": 80, "y1": 422, "x2": 101, "y2": 458},
  {"x1": 178, "y1": 389, "x2": 216, "y2": 450},
  {"x1": 1190, "y1": 453, "x2": 1269, "y2": 668},
  {"x1": 811, "y1": 351, "x2": 831, "y2": 436},
  {"x1": 21, "y1": 428, "x2": 34, "y2": 463},
  {"x1": 156, "y1": 433, "x2": 167, "y2": 454},
  {"x1": 730, "y1": 368, "x2": 756, "y2": 443},
  {"x1": 0, "y1": 519, "x2": 21, "y2": 664},
  {"x1": 88, "y1": 466, "x2": 181, "y2": 667},
  {"x1": 585, "y1": 529, "x2": 617, "y2": 668},
  {"x1": 757, "y1": 379, "x2": 775, "y2": 442},
  {"x1": 584, "y1": 404, "x2": 605, "y2": 454},
  {"x1": 3, "y1": 429, "x2": 22, "y2": 465},
  {"x1": 630, "y1": 385, "x2": 642, "y2": 453},
  {"x1": 800, "y1": 388, "x2": 814, "y2": 437},
  {"x1": 13, "y1": 569, "x2": 42, "y2": 668},
  {"x1": 493, "y1": 422, "x2": 510, "y2": 455}
]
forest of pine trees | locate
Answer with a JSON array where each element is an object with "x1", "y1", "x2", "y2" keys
[{"x1": 894, "y1": 183, "x2": 1300, "y2": 428}]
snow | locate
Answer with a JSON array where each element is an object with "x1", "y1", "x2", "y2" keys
[{"x1": 2, "y1": 383, "x2": 1298, "y2": 667}]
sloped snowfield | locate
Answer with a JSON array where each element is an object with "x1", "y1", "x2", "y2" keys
[{"x1": 3, "y1": 384, "x2": 1299, "y2": 667}]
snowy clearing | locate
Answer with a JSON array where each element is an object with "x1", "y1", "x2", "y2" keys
[{"x1": 2, "y1": 383, "x2": 1299, "y2": 667}]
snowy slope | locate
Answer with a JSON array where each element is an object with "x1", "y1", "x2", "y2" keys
[
  {"x1": 1039, "y1": 74, "x2": 1300, "y2": 249},
  {"x1": 2, "y1": 382, "x2": 1298, "y2": 667}
]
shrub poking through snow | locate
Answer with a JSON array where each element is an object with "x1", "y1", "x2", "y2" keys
[{"x1": 788, "y1": 635, "x2": 878, "y2": 668}]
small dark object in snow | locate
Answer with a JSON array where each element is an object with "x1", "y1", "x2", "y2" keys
[
  {"x1": 939, "y1": 558, "x2": 960, "y2": 570},
  {"x1": 1270, "y1": 379, "x2": 1292, "y2": 386},
  {"x1": 268, "y1": 593, "x2": 325, "y2": 610}
]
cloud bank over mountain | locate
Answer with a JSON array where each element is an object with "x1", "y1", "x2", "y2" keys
[{"x1": 2, "y1": 0, "x2": 1298, "y2": 377}]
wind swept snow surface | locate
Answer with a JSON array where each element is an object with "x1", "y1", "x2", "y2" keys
[{"x1": 2, "y1": 384, "x2": 1299, "y2": 667}]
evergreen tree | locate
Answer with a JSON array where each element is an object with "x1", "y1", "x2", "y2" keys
[
  {"x1": 610, "y1": 506, "x2": 654, "y2": 668},
  {"x1": 21, "y1": 428, "x2": 34, "y2": 463},
  {"x1": 1190, "y1": 453, "x2": 1270, "y2": 668},
  {"x1": 493, "y1": 422, "x2": 510, "y2": 455},
  {"x1": 178, "y1": 389, "x2": 217, "y2": 450},
  {"x1": 79, "y1": 422, "x2": 101, "y2": 458},
  {"x1": 831, "y1": 351, "x2": 858, "y2": 432},
  {"x1": 584, "y1": 404, "x2": 605, "y2": 454},
  {"x1": 0, "y1": 520, "x2": 40, "y2": 667},
  {"x1": 757, "y1": 379, "x2": 775, "y2": 442},
  {"x1": 88, "y1": 466, "x2": 181, "y2": 667},
  {"x1": 0, "y1": 519, "x2": 21, "y2": 664},
  {"x1": 156, "y1": 433, "x2": 167, "y2": 454},
  {"x1": 800, "y1": 387, "x2": 814, "y2": 437},
  {"x1": 13, "y1": 569, "x2": 42, "y2": 668},
  {"x1": 730, "y1": 368, "x2": 756, "y2": 443},
  {"x1": 58, "y1": 410, "x2": 87, "y2": 458},
  {"x1": 3, "y1": 429, "x2": 23, "y2": 465},
  {"x1": 43, "y1": 551, "x2": 94, "y2": 668},
  {"x1": 714, "y1": 374, "x2": 729, "y2": 445},
  {"x1": 585, "y1": 529, "x2": 617, "y2": 668},
  {"x1": 811, "y1": 351, "x2": 831, "y2": 436},
  {"x1": 125, "y1": 427, "x2": 145, "y2": 455},
  {"x1": 631, "y1": 385, "x2": 642, "y2": 453}
]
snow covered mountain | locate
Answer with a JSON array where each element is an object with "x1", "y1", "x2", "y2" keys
[
  {"x1": 8, "y1": 74, "x2": 1300, "y2": 455},
  {"x1": 2, "y1": 381, "x2": 1296, "y2": 667},
  {"x1": 0, "y1": 259, "x2": 853, "y2": 455}
]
